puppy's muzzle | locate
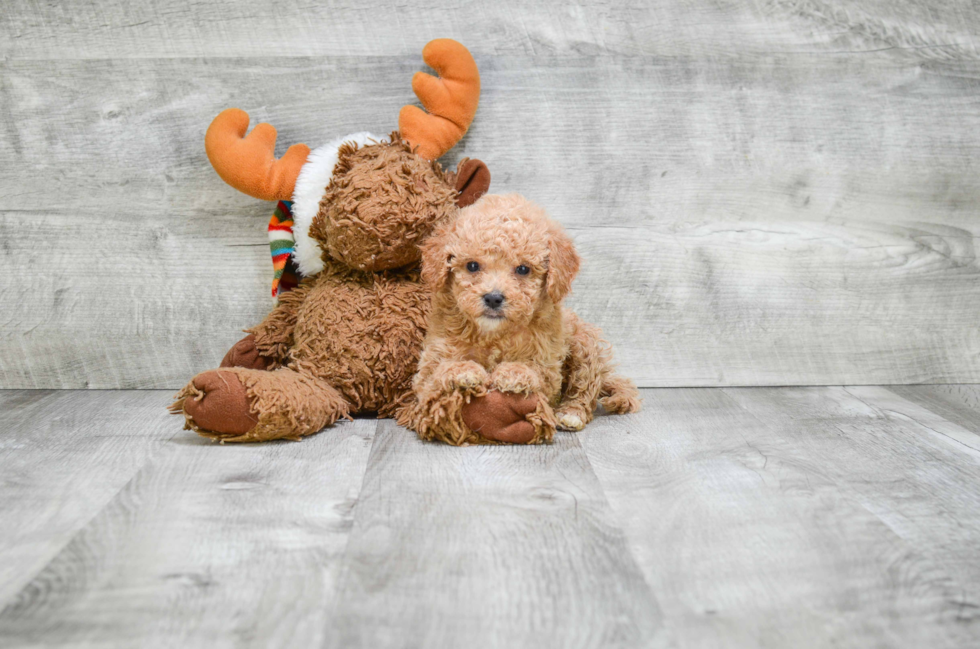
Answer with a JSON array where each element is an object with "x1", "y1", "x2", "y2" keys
[{"x1": 482, "y1": 291, "x2": 505, "y2": 310}]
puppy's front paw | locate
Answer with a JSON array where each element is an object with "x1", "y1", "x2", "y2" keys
[
  {"x1": 556, "y1": 408, "x2": 587, "y2": 432},
  {"x1": 441, "y1": 361, "x2": 489, "y2": 393},
  {"x1": 454, "y1": 370, "x2": 484, "y2": 390},
  {"x1": 490, "y1": 362, "x2": 542, "y2": 395}
]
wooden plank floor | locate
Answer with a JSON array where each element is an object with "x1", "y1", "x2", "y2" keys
[{"x1": 1, "y1": 387, "x2": 979, "y2": 648}]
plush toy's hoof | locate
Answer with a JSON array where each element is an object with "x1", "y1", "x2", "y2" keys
[
  {"x1": 181, "y1": 370, "x2": 259, "y2": 437},
  {"x1": 462, "y1": 391, "x2": 539, "y2": 444},
  {"x1": 220, "y1": 334, "x2": 272, "y2": 370}
]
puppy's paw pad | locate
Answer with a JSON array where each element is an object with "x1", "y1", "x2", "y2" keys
[{"x1": 557, "y1": 412, "x2": 585, "y2": 432}]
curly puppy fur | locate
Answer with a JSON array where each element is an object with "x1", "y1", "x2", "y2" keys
[
  {"x1": 399, "y1": 194, "x2": 641, "y2": 445},
  {"x1": 173, "y1": 137, "x2": 468, "y2": 442}
]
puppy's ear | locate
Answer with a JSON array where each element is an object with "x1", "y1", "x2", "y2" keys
[
  {"x1": 454, "y1": 159, "x2": 490, "y2": 208},
  {"x1": 545, "y1": 223, "x2": 581, "y2": 303},
  {"x1": 420, "y1": 225, "x2": 454, "y2": 290}
]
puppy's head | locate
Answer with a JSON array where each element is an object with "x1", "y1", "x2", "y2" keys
[{"x1": 421, "y1": 194, "x2": 580, "y2": 333}]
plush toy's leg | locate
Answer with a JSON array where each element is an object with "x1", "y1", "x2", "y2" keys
[{"x1": 170, "y1": 367, "x2": 350, "y2": 442}]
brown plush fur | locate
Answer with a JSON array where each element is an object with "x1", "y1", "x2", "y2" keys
[
  {"x1": 173, "y1": 139, "x2": 469, "y2": 442},
  {"x1": 398, "y1": 194, "x2": 641, "y2": 445},
  {"x1": 314, "y1": 134, "x2": 459, "y2": 272}
]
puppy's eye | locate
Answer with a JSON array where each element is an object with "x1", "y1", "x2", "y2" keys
[
  {"x1": 515, "y1": 265, "x2": 531, "y2": 276},
  {"x1": 466, "y1": 261, "x2": 480, "y2": 273}
]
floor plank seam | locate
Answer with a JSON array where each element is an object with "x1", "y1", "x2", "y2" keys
[{"x1": 0, "y1": 454, "x2": 155, "y2": 614}]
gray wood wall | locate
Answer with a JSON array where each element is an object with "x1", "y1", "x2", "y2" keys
[{"x1": 2, "y1": 0, "x2": 979, "y2": 389}]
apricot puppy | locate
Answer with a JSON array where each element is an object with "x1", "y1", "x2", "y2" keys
[{"x1": 399, "y1": 194, "x2": 641, "y2": 445}]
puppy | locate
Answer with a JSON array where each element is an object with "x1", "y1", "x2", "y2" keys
[{"x1": 399, "y1": 193, "x2": 640, "y2": 445}]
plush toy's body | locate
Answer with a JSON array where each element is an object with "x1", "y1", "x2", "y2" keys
[
  {"x1": 175, "y1": 260, "x2": 429, "y2": 442},
  {"x1": 256, "y1": 265, "x2": 428, "y2": 416}
]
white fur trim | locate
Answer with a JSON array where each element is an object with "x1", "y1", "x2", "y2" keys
[{"x1": 291, "y1": 132, "x2": 387, "y2": 276}]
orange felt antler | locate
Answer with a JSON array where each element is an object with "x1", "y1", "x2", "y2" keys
[
  {"x1": 204, "y1": 108, "x2": 311, "y2": 201},
  {"x1": 399, "y1": 39, "x2": 481, "y2": 160}
]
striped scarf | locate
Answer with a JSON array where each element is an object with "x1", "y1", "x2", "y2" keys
[{"x1": 268, "y1": 200, "x2": 301, "y2": 299}]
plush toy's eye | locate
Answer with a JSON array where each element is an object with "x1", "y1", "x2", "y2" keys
[
  {"x1": 466, "y1": 261, "x2": 480, "y2": 273},
  {"x1": 515, "y1": 265, "x2": 530, "y2": 276}
]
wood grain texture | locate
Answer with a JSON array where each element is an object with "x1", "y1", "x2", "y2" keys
[
  {"x1": 0, "y1": 397, "x2": 377, "y2": 648},
  {"x1": 2, "y1": 0, "x2": 978, "y2": 61},
  {"x1": 0, "y1": 390, "x2": 175, "y2": 604},
  {"x1": 2, "y1": 1, "x2": 980, "y2": 388},
  {"x1": 7, "y1": 0, "x2": 968, "y2": 61},
  {"x1": 324, "y1": 419, "x2": 663, "y2": 649},
  {"x1": 724, "y1": 386, "x2": 980, "y2": 645},
  {"x1": 581, "y1": 387, "x2": 980, "y2": 649},
  {"x1": 850, "y1": 385, "x2": 980, "y2": 457},
  {"x1": 888, "y1": 385, "x2": 980, "y2": 435}
]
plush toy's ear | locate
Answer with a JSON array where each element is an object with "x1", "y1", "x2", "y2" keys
[
  {"x1": 420, "y1": 226, "x2": 454, "y2": 289},
  {"x1": 454, "y1": 159, "x2": 490, "y2": 208},
  {"x1": 545, "y1": 223, "x2": 581, "y2": 304}
]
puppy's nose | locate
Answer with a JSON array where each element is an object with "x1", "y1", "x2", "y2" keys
[{"x1": 482, "y1": 291, "x2": 505, "y2": 310}]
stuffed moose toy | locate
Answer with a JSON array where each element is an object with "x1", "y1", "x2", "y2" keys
[{"x1": 171, "y1": 39, "x2": 538, "y2": 444}]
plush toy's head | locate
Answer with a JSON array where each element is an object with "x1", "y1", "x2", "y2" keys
[
  {"x1": 309, "y1": 135, "x2": 486, "y2": 272},
  {"x1": 203, "y1": 39, "x2": 490, "y2": 282}
]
